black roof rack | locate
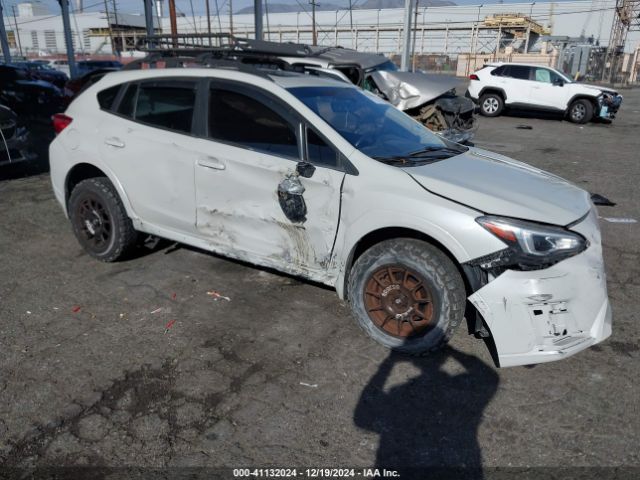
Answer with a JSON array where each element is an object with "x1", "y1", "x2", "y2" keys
[
  {"x1": 137, "y1": 33, "x2": 313, "y2": 58},
  {"x1": 123, "y1": 34, "x2": 356, "y2": 85}
]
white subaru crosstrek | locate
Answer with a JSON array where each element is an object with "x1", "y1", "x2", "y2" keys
[
  {"x1": 467, "y1": 62, "x2": 623, "y2": 124},
  {"x1": 49, "y1": 67, "x2": 611, "y2": 367}
]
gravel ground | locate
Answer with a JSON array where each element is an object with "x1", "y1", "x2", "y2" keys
[{"x1": 0, "y1": 88, "x2": 638, "y2": 477}]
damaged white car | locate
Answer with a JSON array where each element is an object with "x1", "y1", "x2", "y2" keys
[{"x1": 49, "y1": 66, "x2": 611, "y2": 367}]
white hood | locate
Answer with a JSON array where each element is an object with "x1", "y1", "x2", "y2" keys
[{"x1": 405, "y1": 148, "x2": 591, "y2": 226}]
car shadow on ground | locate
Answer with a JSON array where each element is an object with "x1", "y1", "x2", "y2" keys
[{"x1": 354, "y1": 346, "x2": 499, "y2": 479}]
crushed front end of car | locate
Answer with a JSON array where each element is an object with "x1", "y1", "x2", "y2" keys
[
  {"x1": 464, "y1": 208, "x2": 611, "y2": 367},
  {"x1": 366, "y1": 70, "x2": 478, "y2": 144},
  {"x1": 597, "y1": 90, "x2": 623, "y2": 119}
]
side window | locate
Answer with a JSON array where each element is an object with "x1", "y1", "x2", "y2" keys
[
  {"x1": 491, "y1": 66, "x2": 505, "y2": 76},
  {"x1": 534, "y1": 68, "x2": 552, "y2": 83},
  {"x1": 134, "y1": 81, "x2": 196, "y2": 134},
  {"x1": 508, "y1": 66, "x2": 532, "y2": 80},
  {"x1": 96, "y1": 85, "x2": 120, "y2": 110},
  {"x1": 307, "y1": 127, "x2": 339, "y2": 168},
  {"x1": 117, "y1": 83, "x2": 137, "y2": 117},
  {"x1": 208, "y1": 87, "x2": 299, "y2": 159}
]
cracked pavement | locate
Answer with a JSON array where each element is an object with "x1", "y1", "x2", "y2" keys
[{"x1": 0, "y1": 88, "x2": 639, "y2": 473}]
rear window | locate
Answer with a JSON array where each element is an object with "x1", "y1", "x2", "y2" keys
[
  {"x1": 117, "y1": 84, "x2": 138, "y2": 117},
  {"x1": 504, "y1": 65, "x2": 531, "y2": 80},
  {"x1": 134, "y1": 81, "x2": 196, "y2": 134},
  {"x1": 97, "y1": 85, "x2": 120, "y2": 110}
]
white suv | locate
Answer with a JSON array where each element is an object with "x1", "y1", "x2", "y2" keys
[
  {"x1": 49, "y1": 66, "x2": 611, "y2": 367},
  {"x1": 467, "y1": 62, "x2": 622, "y2": 124}
]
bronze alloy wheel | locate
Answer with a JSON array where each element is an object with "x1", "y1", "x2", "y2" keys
[
  {"x1": 363, "y1": 264, "x2": 435, "y2": 338},
  {"x1": 75, "y1": 194, "x2": 112, "y2": 253}
]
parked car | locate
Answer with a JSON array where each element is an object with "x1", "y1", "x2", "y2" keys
[
  {"x1": 49, "y1": 67, "x2": 611, "y2": 367},
  {"x1": 0, "y1": 65, "x2": 65, "y2": 120},
  {"x1": 10, "y1": 61, "x2": 69, "y2": 88},
  {"x1": 76, "y1": 60, "x2": 123, "y2": 77},
  {"x1": 63, "y1": 68, "x2": 119, "y2": 104},
  {"x1": 39, "y1": 59, "x2": 71, "y2": 77},
  {"x1": 467, "y1": 62, "x2": 623, "y2": 123},
  {"x1": 0, "y1": 103, "x2": 35, "y2": 166}
]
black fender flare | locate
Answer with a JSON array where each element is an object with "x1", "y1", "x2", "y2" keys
[
  {"x1": 566, "y1": 94, "x2": 599, "y2": 113},
  {"x1": 478, "y1": 87, "x2": 507, "y2": 103}
]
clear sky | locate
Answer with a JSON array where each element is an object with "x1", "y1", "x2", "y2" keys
[{"x1": 6, "y1": 0, "x2": 580, "y2": 17}]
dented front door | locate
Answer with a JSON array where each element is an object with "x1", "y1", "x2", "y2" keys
[{"x1": 192, "y1": 83, "x2": 345, "y2": 281}]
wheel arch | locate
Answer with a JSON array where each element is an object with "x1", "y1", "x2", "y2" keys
[
  {"x1": 478, "y1": 87, "x2": 507, "y2": 101},
  {"x1": 64, "y1": 162, "x2": 136, "y2": 221},
  {"x1": 341, "y1": 227, "x2": 470, "y2": 301},
  {"x1": 566, "y1": 94, "x2": 598, "y2": 111}
]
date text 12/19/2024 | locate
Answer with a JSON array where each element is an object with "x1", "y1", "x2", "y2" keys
[{"x1": 233, "y1": 469, "x2": 400, "y2": 478}]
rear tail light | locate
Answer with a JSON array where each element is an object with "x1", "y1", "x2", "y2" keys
[
  {"x1": 52, "y1": 113, "x2": 72, "y2": 134},
  {"x1": 469, "y1": 74, "x2": 480, "y2": 80}
]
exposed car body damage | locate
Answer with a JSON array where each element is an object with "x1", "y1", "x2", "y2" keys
[
  {"x1": 467, "y1": 208, "x2": 611, "y2": 367},
  {"x1": 50, "y1": 67, "x2": 611, "y2": 367}
]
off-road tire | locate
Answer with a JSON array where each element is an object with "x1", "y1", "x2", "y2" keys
[
  {"x1": 68, "y1": 177, "x2": 137, "y2": 262},
  {"x1": 347, "y1": 239, "x2": 466, "y2": 355},
  {"x1": 568, "y1": 99, "x2": 593, "y2": 124},
  {"x1": 479, "y1": 93, "x2": 504, "y2": 117}
]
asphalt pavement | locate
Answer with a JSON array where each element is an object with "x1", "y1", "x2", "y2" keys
[{"x1": 0, "y1": 89, "x2": 638, "y2": 477}]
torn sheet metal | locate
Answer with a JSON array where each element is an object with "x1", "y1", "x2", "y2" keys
[{"x1": 368, "y1": 70, "x2": 460, "y2": 111}]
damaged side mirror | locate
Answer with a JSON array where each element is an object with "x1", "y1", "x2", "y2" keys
[
  {"x1": 296, "y1": 161, "x2": 316, "y2": 178},
  {"x1": 278, "y1": 173, "x2": 307, "y2": 223}
]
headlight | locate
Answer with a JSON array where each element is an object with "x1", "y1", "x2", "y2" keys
[{"x1": 474, "y1": 215, "x2": 588, "y2": 270}]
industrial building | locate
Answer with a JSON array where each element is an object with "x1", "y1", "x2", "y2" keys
[{"x1": 2, "y1": 0, "x2": 639, "y2": 81}]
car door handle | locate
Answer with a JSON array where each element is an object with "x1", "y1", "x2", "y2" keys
[
  {"x1": 104, "y1": 137, "x2": 125, "y2": 148},
  {"x1": 197, "y1": 156, "x2": 226, "y2": 170}
]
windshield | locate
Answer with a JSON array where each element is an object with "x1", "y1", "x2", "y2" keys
[
  {"x1": 288, "y1": 86, "x2": 466, "y2": 165},
  {"x1": 552, "y1": 68, "x2": 573, "y2": 83}
]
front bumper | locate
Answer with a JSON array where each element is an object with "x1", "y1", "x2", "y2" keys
[
  {"x1": 468, "y1": 208, "x2": 611, "y2": 367},
  {"x1": 597, "y1": 93, "x2": 623, "y2": 119}
]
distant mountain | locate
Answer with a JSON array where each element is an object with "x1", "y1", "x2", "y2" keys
[{"x1": 236, "y1": 0, "x2": 455, "y2": 14}]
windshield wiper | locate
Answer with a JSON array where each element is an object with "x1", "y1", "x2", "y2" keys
[
  {"x1": 373, "y1": 146, "x2": 465, "y2": 165},
  {"x1": 407, "y1": 146, "x2": 467, "y2": 157}
]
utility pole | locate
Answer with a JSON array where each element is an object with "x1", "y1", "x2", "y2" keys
[
  {"x1": 112, "y1": 0, "x2": 121, "y2": 56},
  {"x1": 411, "y1": 0, "x2": 419, "y2": 71},
  {"x1": 254, "y1": 0, "x2": 262, "y2": 39},
  {"x1": 103, "y1": 0, "x2": 115, "y2": 56},
  {"x1": 229, "y1": 0, "x2": 234, "y2": 35},
  {"x1": 57, "y1": 0, "x2": 77, "y2": 78},
  {"x1": 205, "y1": 0, "x2": 212, "y2": 38},
  {"x1": 11, "y1": 6, "x2": 22, "y2": 58},
  {"x1": 0, "y1": 2, "x2": 11, "y2": 63},
  {"x1": 400, "y1": 0, "x2": 414, "y2": 71},
  {"x1": 143, "y1": 0, "x2": 154, "y2": 38},
  {"x1": 168, "y1": 0, "x2": 178, "y2": 40},
  {"x1": 310, "y1": 0, "x2": 317, "y2": 45},
  {"x1": 348, "y1": 0, "x2": 353, "y2": 30}
]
